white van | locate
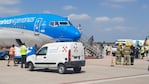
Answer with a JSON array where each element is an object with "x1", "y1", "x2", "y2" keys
[{"x1": 26, "y1": 42, "x2": 85, "y2": 74}]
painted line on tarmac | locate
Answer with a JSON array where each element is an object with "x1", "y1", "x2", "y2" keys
[
  {"x1": 64, "y1": 73, "x2": 149, "y2": 84},
  {"x1": 90, "y1": 63, "x2": 148, "y2": 71}
]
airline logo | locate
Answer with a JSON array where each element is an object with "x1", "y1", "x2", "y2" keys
[{"x1": 0, "y1": 17, "x2": 36, "y2": 25}]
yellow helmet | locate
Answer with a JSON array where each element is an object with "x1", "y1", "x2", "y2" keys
[
  {"x1": 118, "y1": 43, "x2": 122, "y2": 46},
  {"x1": 125, "y1": 42, "x2": 132, "y2": 47},
  {"x1": 146, "y1": 40, "x2": 149, "y2": 46}
]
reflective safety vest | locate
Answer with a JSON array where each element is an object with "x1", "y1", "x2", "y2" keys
[
  {"x1": 20, "y1": 45, "x2": 27, "y2": 55},
  {"x1": 140, "y1": 47, "x2": 144, "y2": 54}
]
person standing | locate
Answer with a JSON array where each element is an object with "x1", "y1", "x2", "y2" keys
[
  {"x1": 140, "y1": 46, "x2": 145, "y2": 59},
  {"x1": 20, "y1": 43, "x2": 27, "y2": 68},
  {"x1": 144, "y1": 46, "x2": 149, "y2": 57},
  {"x1": 135, "y1": 47, "x2": 140, "y2": 59},
  {"x1": 115, "y1": 44, "x2": 123, "y2": 65},
  {"x1": 7, "y1": 44, "x2": 16, "y2": 66},
  {"x1": 123, "y1": 43, "x2": 131, "y2": 65},
  {"x1": 99, "y1": 44, "x2": 104, "y2": 58},
  {"x1": 130, "y1": 45, "x2": 135, "y2": 65}
]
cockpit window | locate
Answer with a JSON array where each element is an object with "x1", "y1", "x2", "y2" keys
[
  {"x1": 68, "y1": 21, "x2": 72, "y2": 25},
  {"x1": 55, "y1": 22, "x2": 59, "y2": 25},
  {"x1": 50, "y1": 22, "x2": 55, "y2": 26},
  {"x1": 59, "y1": 22, "x2": 68, "y2": 25},
  {"x1": 50, "y1": 21, "x2": 72, "y2": 27}
]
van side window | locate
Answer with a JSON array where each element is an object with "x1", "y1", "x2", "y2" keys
[{"x1": 36, "y1": 47, "x2": 47, "y2": 55}]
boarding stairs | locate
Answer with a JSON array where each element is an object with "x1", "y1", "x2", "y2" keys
[{"x1": 79, "y1": 39, "x2": 102, "y2": 59}]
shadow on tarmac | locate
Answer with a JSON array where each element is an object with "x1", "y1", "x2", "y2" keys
[{"x1": 30, "y1": 68, "x2": 86, "y2": 74}]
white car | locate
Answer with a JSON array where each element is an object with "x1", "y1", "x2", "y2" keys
[{"x1": 112, "y1": 46, "x2": 117, "y2": 56}]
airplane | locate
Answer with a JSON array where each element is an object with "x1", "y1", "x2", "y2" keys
[{"x1": 0, "y1": 14, "x2": 81, "y2": 47}]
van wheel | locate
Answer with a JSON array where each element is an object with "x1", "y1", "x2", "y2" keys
[
  {"x1": 28, "y1": 62, "x2": 34, "y2": 71},
  {"x1": 4, "y1": 55, "x2": 9, "y2": 60},
  {"x1": 73, "y1": 67, "x2": 81, "y2": 73},
  {"x1": 58, "y1": 64, "x2": 66, "y2": 74}
]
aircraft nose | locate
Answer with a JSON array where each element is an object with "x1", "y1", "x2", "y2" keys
[
  {"x1": 59, "y1": 26, "x2": 81, "y2": 41},
  {"x1": 71, "y1": 30, "x2": 81, "y2": 40},
  {"x1": 64, "y1": 26, "x2": 81, "y2": 41}
]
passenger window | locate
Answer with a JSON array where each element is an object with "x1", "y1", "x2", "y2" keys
[
  {"x1": 50, "y1": 21, "x2": 59, "y2": 27},
  {"x1": 50, "y1": 22, "x2": 54, "y2": 26},
  {"x1": 36, "y1": 47, "x2": 47, "y2": 55}
]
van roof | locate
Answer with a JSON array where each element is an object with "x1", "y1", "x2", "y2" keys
[{"x1": 43, "y1": 42, "x2": 81, "y2": 46}]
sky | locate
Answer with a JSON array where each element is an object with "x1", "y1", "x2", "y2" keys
[{"x1": 0, "y1": 0, "x2": 149, "y2": 42}]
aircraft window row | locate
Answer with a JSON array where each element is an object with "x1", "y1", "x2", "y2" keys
[
  {"x1": 13, "y1": 25, "x2": 26, "y2": 29},
  {"x1": 50, "y1": 21, "x2": 72, "y2": 27}
]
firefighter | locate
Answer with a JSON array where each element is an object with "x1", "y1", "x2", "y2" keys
[
  {"x1": 123, "y1": 43, "x2": 131, "y2": 65},
  {"x1": 115, "y1": 43, "x2": 123, "y2": 65}
]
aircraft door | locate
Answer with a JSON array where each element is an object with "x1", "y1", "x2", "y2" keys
[{"x1": 34, "y1": 18, "x2": 43, "y2": 35}]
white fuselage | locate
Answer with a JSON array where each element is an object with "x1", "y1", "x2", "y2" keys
[{"x1": 0, "y1": 28, "x2": 55, "y2": 47}]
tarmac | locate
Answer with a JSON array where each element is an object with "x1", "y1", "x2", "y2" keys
[{"x1": 0, "y1": 55, "x2": 149, "y2": 84}]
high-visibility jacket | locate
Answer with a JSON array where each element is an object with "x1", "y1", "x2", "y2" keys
[
  {"x1": 20, "y1": 45, "x2": 27, "y2": 55},
  {"x1": 140, "y1": 47, "x2": 144, "y2": 54}
]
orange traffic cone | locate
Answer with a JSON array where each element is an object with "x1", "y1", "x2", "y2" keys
[{"x1": 111, "y1": 57, "x2": 115, "y2": 67}]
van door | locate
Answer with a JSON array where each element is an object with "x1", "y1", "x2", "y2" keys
[
  {"x1": 34, "y1": 46, "x2": 49, "y2": 68},
  {"x1": 71, "y1": 43, "x2": 85, "y2": 61}
]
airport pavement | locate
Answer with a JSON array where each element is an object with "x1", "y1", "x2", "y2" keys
[{"x1": 0, "y1": 56, "x2": 149, "y2": 84}]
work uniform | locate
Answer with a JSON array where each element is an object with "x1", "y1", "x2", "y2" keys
[
  {"x1": 130, "y1": 45, "x2": 135, "y2": 65},
  {"x1": 140, "y1": 46, "x2": 145, "y2": 59},
  {"x1": 123, "y1": 46, "x2": 131, "y2": 65},
  {"x1": 115, "y1": 45, "x2": 123, "y2": 65},
  {"x1": 20, "y1": 44, "x2": 27, "y2": 68},
  {"x1": 144, "y1": 46, "x2": 149, "y2": 57}
]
